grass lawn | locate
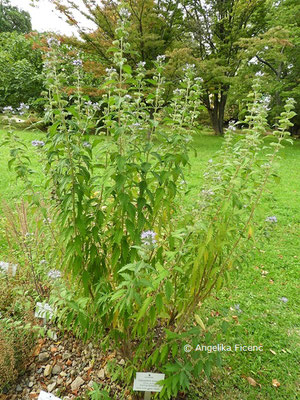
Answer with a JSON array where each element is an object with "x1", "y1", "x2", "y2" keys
[{"x1": 0, "y1": 127, "x2": 299, "y2": 399}]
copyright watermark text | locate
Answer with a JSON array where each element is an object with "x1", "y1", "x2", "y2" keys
[{"x1": 184, "y1": 343, "x2": 263, "y2": 353}]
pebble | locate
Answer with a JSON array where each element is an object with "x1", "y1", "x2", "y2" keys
[
  {"x1": 66, "y1": 378, "x2": 73, "y2": 386},
  {"x1": 37, "y1": 368, "x2": 43, "y2": 374},
  {"x1": 38, "y1": 352, "x2": 50, "y2": 362},
  {"x1": 16, "y1": 385, "x2": 22, "y2": 392},
  {"x1": 28, "y1": 381, "x2": 34, "y2": 388},
  {"x1": 97, "y1": 368, "x2": 105, "y2": 379},
  {"x1": 71, "y1": 376, "x2": 85, "y2": 391},
  {"x1": 52, "y1": 364, "x2": 62, "y2": 375},
  {"x1": 44, "y1": 364, "x2": 52, "y2": 377},
  {"x1": 63, "y1": 352, "x2": 72, "y2": 360},
  {"x1": 47, "y1": 382, "x2": 57, "y2": 392},
  {"x1": 119, "y1": 358, "x2": 125, "y2": 365}
]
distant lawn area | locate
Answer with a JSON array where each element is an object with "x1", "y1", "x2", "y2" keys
[{"x1": 0, "y1": 127, "x2": 299, "y2": 399}]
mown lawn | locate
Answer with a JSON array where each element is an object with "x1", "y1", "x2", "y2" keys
[{"x1": 0, "y1": 127, "x2": 299, "y2": 399}]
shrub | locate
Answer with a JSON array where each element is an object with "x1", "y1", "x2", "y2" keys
[
  {"x1": 0, "y1": 276, "x2": 36, "y2": 391},
  {"x1": 3, "y1": 7, "x2": 296, "y2": 399}
]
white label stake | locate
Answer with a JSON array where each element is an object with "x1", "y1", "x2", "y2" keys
[{"x1": 133, "y1": 372, "x2": 165, "y2": 399}]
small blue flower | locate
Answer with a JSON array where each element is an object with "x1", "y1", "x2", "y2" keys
[
  {"x1": 3, "y1": 106, "x2": 13, "y2": 113},
  {"x1": 47, "y1": 37, "x2": 60, "y2": 47},
  {"x1": 141, "y1": 230, "x2": 156, "y2": 245},
  {"x1": 279, "y1": 297, "x2": 288, "y2": 303},
  {"x1": 48, "y1": 269, "x2": 62, "y2": 279},
  {"x1": 265, "y1": 216, "x2": 277, "y2": 223},
  {"x1": 234, "y1": 304, "x2": 242, "y2": 313},
  {"x1": 32, "y1": 140, "x2": 45, "y2": 147},
  {"x1": 73, "y1": 59, "x2": 83, "y2": 66}
]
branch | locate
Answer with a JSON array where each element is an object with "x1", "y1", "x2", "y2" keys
[{"x1": 255, "y1": 54, "x2": 278, "y2": 76}]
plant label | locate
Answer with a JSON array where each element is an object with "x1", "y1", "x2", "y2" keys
[
  {"x1": 38, "y1": 391, "x2": 61, "y2": 400},
  {"x1": 133, "y1": 372, "x2": 165, "y2": 392}
]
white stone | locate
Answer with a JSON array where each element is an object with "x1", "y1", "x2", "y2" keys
[
  {"x1": 97, "y1": 369, "x2": 105, "y2": 379},
  {"x1": 71, "y1": 376, "x2": 85, "y2": 391},
  {"x1": 44, "y1": 364, "x2": 52, "y2": 377},
  {"x1": 47, "y1": 382, "x2": 57, "y2": 392}
]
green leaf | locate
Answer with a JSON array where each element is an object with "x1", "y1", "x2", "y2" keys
[
  {"x1": 165, "y1": 280, "x2": 173, "y2": 301},
  {"x1": 136, "y1": 297, "x2": 152, "y2": 322},
  {"x1": 155, "y1": 293, "x2": 163, "y2": 313}
]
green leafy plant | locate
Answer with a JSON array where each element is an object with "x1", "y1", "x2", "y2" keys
[{"x1": 3, "y1": 6, "x2": 296, "y2": 399}]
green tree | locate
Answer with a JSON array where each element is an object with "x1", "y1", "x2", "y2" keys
[
  {"x1": 0, "y1": 32, "x2": 43, "y2": 107},
  {"x1": 0, "y1": 0, "x2": 32, "y2": 33},
  {"x1": 179, "y1": 0, "x2": 268, "y2": 135},
  {"x1": 235, "y1": 0, "x2": 300, "y2": 132}
]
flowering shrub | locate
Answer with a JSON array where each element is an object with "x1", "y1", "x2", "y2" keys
[{"x1": 3, "y1": 8, "x2": 296, "y2": 399}]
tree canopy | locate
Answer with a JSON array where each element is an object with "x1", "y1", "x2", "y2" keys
[{"x1": 0, "y1": 0, "x2": 32, "y2": 33}]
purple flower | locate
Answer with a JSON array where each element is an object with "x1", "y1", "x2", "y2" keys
[
  {"x1": 47, "y1": 37, "x2": 60, "y2": 48},
  {"x1": 141, "y1": 230, "x2": 156, "y2": 245},
  {"x1": 73, "y1": 59, "x2": 83, "y2": 66},
  {"x1": 32, "y1": 140, "x2": 45, "y2": 147},
  {"x1": 279, "y1": 297, "x2": 288, "y2": 303},
  {"x1": 265, "y1": 216, "x2": 277, "y2": 223},
  {"x1": 119, "y1": 8, "x2": 131, "y2": 19},
  {"x1": 234, "y1": 304, "x2": 242, "y2": 313},
  {"x1": 156, "y1": 55, "x2": 166, "y2": 62},
  {"x1": 16, "y1": 103, "x2": 29, "y2": 114},
  {"x1": 48, "y1": 269, "x2": 62, "y2": 279},
  {"x1": 3, "y1": 106, "x2": 13, "y2": 113}
]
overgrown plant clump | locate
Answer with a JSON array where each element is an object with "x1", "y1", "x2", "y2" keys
[
  {"x1": 0, "y1": 275, "x2": 37, "y2": 391},
  {"x1": 3, "y1": 7, "x2": 296, "y2": 399}
]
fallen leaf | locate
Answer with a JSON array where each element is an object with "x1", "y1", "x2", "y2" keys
[
  {"x1": 232, "y1": 315, "x2": 239, "y2": 323},
  {"x1": 50, "y1": 347, "x2": 58, "y2": 352},
  {"x1": 272, "y1": 379, "x2": 280, "y2": 387},
  {"x1": 247, "y1": 376, "x2": 257, "y2": 387}
]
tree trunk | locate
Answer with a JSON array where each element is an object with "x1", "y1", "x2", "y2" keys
[{"x1": 208, "y1": 91, "x2": 227, "y2": 135}]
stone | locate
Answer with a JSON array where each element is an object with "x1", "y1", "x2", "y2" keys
[
  {"x1": 37, "y1": 368, "x2": 43, "y2": 374},
  {"x1": 44, "y1": 364, "x2": 52, "y2": 377},
  {"x1": 47, "y1": 382, "x2": 57, "y2": 392},
  {"x1": 97, "y1": 369, "x2": 105, "y2": 379},
  {"x1": 119, "y1": 359, "x2": 125, "y2": 365},
  {"x1": 66, "y1": 378, "x2": 73, "y2": 386},
  {"x1": 16, "y1": 385, "x2": 22, "y2": 392},
  {"x1": 38, "y1": 352, "x2": 50, "y2": 362},
  {"x1": 62, "y1": 352, "x2": 72, "y2": 360},
  {"x1": 52, "y1": 364, "x2": 61, "y2": 375},
  {"x1": 57, "y1": 378, "x2": 63, "y2": 385},
  {"x1": 71, "y1": 376, "x2": 85, "y2": 392},
  {"x1": 60, "y1": 371, "x2": 67, "y2": 377},
  {"x1": 28, "y1": 381, "x2": 34, "y2": 388}
]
